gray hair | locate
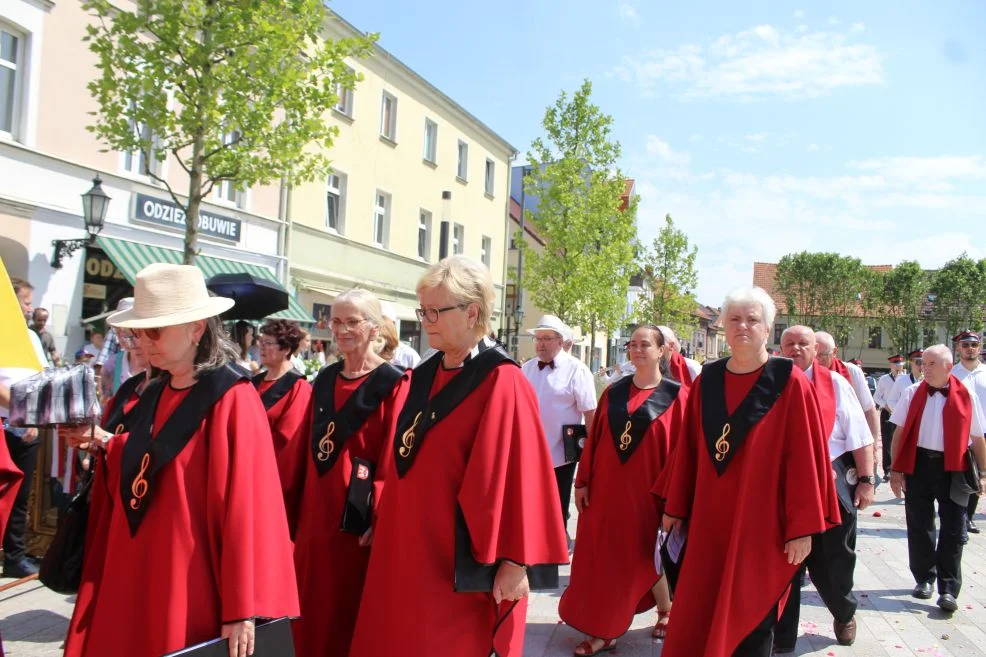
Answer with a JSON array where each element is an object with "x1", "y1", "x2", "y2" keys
[
  {"x1": 814, "y1": 331, "x2": 836, "y2": 351},
  {"x1": 333, "y1": 289, "x2": 386, "y2": 329},
  {"x1": 782, "y1": 325, "x2": 815, "y2": 343},
  {"x1": 923, "y1": 344, "x2": 953, "y2": 366},
  {"x1": 721, "y1": 286, "x2": 777, "y2": 328},
  {"x1": 416, "y1": 255, "x2": 495, "y2": 338},
  {"x1": 194, "y1": 316, "x2": 241, "y2": 375}
]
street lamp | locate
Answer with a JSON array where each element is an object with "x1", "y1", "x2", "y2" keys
[{"x1": 51, "y1": 175, "x2": 110, "y2": 268}]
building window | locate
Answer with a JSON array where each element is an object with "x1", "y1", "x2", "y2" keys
[
  {"x1": 457, "y1": 140, "x2": 468, "y2": 181},
  {"x1": 0, "y1": 25, "x2": 25, "y2": 138},
  {"x1": 373, "y1": 191, "x2": 391, "y2": 248},
  {"x1": 334, "y1": 67, "x2": 354, "y2": 117},
  {"x1": 380, "y1": 92, "x2": 397, "y2": 142},
  {"x1": 423, "y1": 118, "x2": 437, "y2": 163},
  {"x1": 923, "y1": 326, "x2": 937, "y2": 345},
  {"x1": 214, "y1": 129, "x2": 245, "y2": 207},
  {"x1": 452, "y1": 223, "x2": 464, "y2": 255},
  {"x1": 326, "y1": 172, "x2": 347, "y2": 233},
  {"x1": 868, "y1": 326, "x2": 882, "y2": 349},
  {"x1": 417, "y1": 209, "x2": 432, "y2": 260},
  {"x1": 480, "y1": 235, "x2": 492, "y2": 267},
  {"x1": 485, "y1": 158, "x2": 495, "y2": 196},
  {"x1": 773, "y1": 323, "x2": 786, "y2": 344},
  {"x1": 122, "y1": 100, "x2": 161, "y2": 178}
]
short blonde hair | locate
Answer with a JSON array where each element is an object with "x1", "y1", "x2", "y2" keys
[
  {"x1": 333, "y1": 289, "x2": 385, "y2": 329},
  {"x1": 417, "y1": 255, "x2": 495, "y2": 338}
]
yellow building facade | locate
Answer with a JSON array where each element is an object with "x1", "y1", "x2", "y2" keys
[{"x1": 289, "y1": 14, "x2": 516, "y2": 350}]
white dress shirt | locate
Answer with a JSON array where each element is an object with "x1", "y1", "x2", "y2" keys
[
  {"x1": 887, "y1": 371, "x2": 921, "y2": 412},
  {"x1": 843, "y1": 361, "x2": 876, "y2": 412},
  {"x1": 392, "y1": 342, "x2": 422, "y2": 369},
  {"x1": 521, "y1": 350, "x2": 597, "y2": 467},
  {"x1": 952, "y1": 361, "x2": 986, "y2": 382},
  {"x1": 806, "y1": 366, "x2": 873, "y2": 461},
  {"x1": 684, "y1": 357, "x2": 702, "y2": 381},
  {"x1": 873, "y1": 372, "x2": 900, "y2": 409},
  {"x1": 0, "y1": 328, "x2": 50, "y2": 417},
  {"x1": 890, "y1": 380, "x2": 985, "y2": 451}
]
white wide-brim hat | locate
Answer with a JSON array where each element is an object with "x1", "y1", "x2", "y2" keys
[
  {"x1": 107, "y1": 263, "x2": 234, "y2": 329},
  {"x1": 527, "y1": 314, "x2": 571, "y2": 341}
]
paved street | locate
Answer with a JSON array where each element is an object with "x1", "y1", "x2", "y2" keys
[{"x1": 4, "y1": 485, "x2": 986, "y2": 656}]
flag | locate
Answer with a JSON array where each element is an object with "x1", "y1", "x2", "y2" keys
[{"x1": 0, "y1": 264, "x2": 43, "y2": 371}]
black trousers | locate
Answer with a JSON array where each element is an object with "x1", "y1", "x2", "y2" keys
[
  {"x1": 554, "y1": 461, "x2": 577, "y2": 527},
  {"x1": 968, "y1": 492, "x2": 979, "y2": 521},
  {"x1": 2, "y1": 424, "x2": 40, "y2": 563},
  {"x1": 905, "y1": 448, "x2": 965, "y2": 596},
  {"x1": 880, "y1": 409, "x2": 894, "y2": 476},
  {"x1": 775, "y1": 499, "x2": 859, "y2": 648},
  {"x1": 733, "y1": 602, "x2": 779, "y2": 657}
]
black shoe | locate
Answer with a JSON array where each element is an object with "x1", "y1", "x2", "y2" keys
[
  {"x1": 937, "y1": 593, "x2": 958, "y2": 612},
  {"x1": 773, "y1": 644, "x2": 795, "y2": 655},
  {"x1": 969, "y1": 519, "x2": 980, "y2": 534},
  {"x1": 883, "y1": 473, "x2": 891, "y2": 482},
  {"x1": 2, "y1": 557, "x2": 39, "y2": 578},
  {"x1": 912, "y1": 581, "x2": 934, "y2": 599}
]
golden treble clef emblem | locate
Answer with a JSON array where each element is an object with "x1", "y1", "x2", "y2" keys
[
  {"x1": 715, "y1": 423, "x2": 731, "y2": 462},
  {"x1": 399, "y1": 412, "x2": 422, "y2": 458},
  {"x1": 317, "y1": 422, "x2": 336, "y2": 462},
  {"x1": 619, "y1": 420, "x2": 633, "y2": 451},
  {"x1": 130, "y1": 452, "x2": 151, "y2": 510}
]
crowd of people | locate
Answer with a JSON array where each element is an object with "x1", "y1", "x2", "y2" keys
[{"x1": 3, "y1": 259, "x2": 986, "y2": 657}]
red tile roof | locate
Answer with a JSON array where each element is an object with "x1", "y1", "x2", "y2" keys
[{"x1": 753, "y1": 261, "x2": 894, "y2": 316}]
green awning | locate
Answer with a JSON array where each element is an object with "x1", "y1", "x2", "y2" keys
[{"x1": 96, "y1": 236, "x2": 314, "y2": 324}]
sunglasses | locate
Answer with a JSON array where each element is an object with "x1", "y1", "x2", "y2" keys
[
  {"x1": 119, "y1": 327, "x2": 166, "y2": 345},
  {"x1": 960, "y1": 341, "x2": 980, "y2": 348}
]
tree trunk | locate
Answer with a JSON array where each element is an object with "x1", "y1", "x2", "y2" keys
[
  {"x1": 184, "y1": 4, "x2": 214, "y2": 265},
  {"x1": 589, "y1": 316, "x2": 597, "y2": 371}
]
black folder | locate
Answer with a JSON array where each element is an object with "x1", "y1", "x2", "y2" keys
[
  {"x1": 562, "y1": 424, "x2": 587, "y2": 463},
  {"x1": 161, "y1": 617, "x2": 294, "y2": 657},
  {"x1": 340, "y1": 457, "x2": 374, "y2": 535}
]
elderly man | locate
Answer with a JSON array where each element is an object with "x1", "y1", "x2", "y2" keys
[
  {"x1": 775, "y1": 326, "x2": 874, "y2": 651},
  {"x1": 952, "y1": 331, "x2": 986, "y2": 535},
  {"x1": 815, "y1": 332, "x2": 881, "y2": 472},
  {"x1": 874, "y1": 355, "x2": 906, "y2": 480},
  {"x1": 521, "y1": 315, "x2": 596, "y2": 532},
  {"x1": 890, "y1": 345, "x2": 986, "y2": 612},
  {"x1": 657, "y1": 325, "x2": 702, "y2": 384}
]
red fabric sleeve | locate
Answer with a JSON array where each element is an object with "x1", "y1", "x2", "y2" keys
[
  {"x1": 661, "y1": 384, "x2": 703, "y2": 519},
  {"x1": 0, "y1": 429, "x2": 23, "y2": 538},
  {"x1": 574, "y1": 389, "x2": 609, "y2": 489},
  {"x1": 371, "y1": 377, "x2": 409, "y2": 522},
  {"x1": 205, "y1": 382, "x2": 300, "y2": 622},
  {"x1": 270, "y1": 379, "x2": 313, "y2": 532},
  {"x1": 456, "y1": 366, "x2": 570, "y2": 566}
]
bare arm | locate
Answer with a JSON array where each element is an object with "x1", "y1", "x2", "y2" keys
[
  {"x1": 0, "y1": 383, "x2": 9, "y2": 410},
  {"x1": 866, "y1": 407, "x2": 881, "y2": 469},
  {"x1": 582, "y1": 409, "x2": 595, "y2": 436}
]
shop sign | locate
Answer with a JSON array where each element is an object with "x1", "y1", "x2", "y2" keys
[
  {"x1": 83, "y1": 283, "x2": 107, "y2": 300},
  {"x1": 85, "y1": 254, "x2": 127, "y2": 282},
  {"x1": 133, "y1": 193, "x2": 242, "y2": 243}
]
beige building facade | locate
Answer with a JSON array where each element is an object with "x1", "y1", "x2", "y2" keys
[{"x1": 289, "y1": 13, "x2": 516, "y2": 351}]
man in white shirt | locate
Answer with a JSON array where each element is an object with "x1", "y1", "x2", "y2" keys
[
  {"x1": 874, "y1": 355, "x2": 906, "y2": 480},
  {"x1": 521, "y1": 315, "x2": 596, "y2": 533},
  {"x1": 951, "y1": 331, "x2": 986, "y2": 535},
  {"x1": 888, "y1": 350, "x2": 924, "y2": 414},
  {"x1": 657, "y1": 325, "x2": 702, "y2": 381},
  {"x1": 776, "y1": 326, "x2": 874, "y2": 651},
  {"x1": 815, "y1": 332, "x2": 880, "y2": 465},
  {"x1": 0, "y1": 276, "x2": 50, "y2": 578},
  {"x1": 889, "y1": 344, "x2": 986, "y2": 612}
]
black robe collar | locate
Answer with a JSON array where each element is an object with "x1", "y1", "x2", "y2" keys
[
  {"x1": 120, "y1": 363, "x2": 248, "y2": 536},
  {"x1": 701, "y1": 357, "x2": 793, "y2": 476},
  {"x1": 394, "y1": 338, "x2": 513, "y2": 478},
  {"x1": 252, "y1": 369, "x2": 306, "y2": 411},
  {"x1": 103, "y1": 372, "x2": 146, "y2": 435},
  {"x1": 309, "y1": 361, "x2": 405, "y2": 476},
  {"x1": 606, "y1": 376, "x2": 680, "y2": 464}
]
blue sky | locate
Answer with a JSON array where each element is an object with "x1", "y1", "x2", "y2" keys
[{"x1": 329, "y1": 0, "x2": 986, "y2": 305}]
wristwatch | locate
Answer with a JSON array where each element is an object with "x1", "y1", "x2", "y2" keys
[{"x1": 857, "y1": 475, "x2": 875, "y2": 485}]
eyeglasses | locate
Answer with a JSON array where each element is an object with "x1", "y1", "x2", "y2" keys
[
  {"x1": 120, "y1": 327, "x2": 166, "y2": 343},
  {"x1": 259, "y1": 339, "x2": 281, "y2": 348},
  {"x1": 415, "y1": 304, "x2": 466, "y2": 323},
  {"x1": 816, "y1": 351, "x2": 833, "y2": 357},
  {"x1": 534, "y1": 335, "x2": 560, "y2": 343},
  {"x1": 960, "y1": 341, "x2": 980, "y2": 348},
  {"x1": 330, "y1": 318, "x2": 366, "y2": 331}
]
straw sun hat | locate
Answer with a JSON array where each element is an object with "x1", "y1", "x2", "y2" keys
[{"x1": 107, "y1": 263, "x2": 234, "y2": 329}]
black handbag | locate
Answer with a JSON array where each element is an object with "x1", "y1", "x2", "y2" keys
[
  {"x1": 955, "y1": 446, "x2": 981, "y2": 496},
  {"x1": 339, "y1": 458, "x2": 374, "y2": 535},
  {"x1": 39, "y1": 474, "x2": 91, "y2": 593},
  {"x1": 562, "y1": 424, "x2": 587, "y2": 463}
]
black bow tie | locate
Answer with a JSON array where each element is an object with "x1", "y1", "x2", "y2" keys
[
  {"x1": 929, "y1": 385, "x2": 949, "y2": 397},
  {"x1": 538, "y1": 360, "x2": 555, "y2": 371}
]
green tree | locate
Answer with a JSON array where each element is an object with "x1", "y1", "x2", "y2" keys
[
  {"x1": 83, "y1": 0, "x2": 375, "y2": 263},
  {"x1": 774, "y1": 251, "x2": 866, "y2": 345},
  {"x1": 519, "y1": 79, "x2": 637, "y2": 366},
  {"x1": 877, "y1": 260, "x2": 929, "y2": 355},
  {"x1": 635, "y1": 214, "x2": 698, "y2": 336},
  {"x1": 929, "y1": 253, "x2": 986, "y2": 337}
]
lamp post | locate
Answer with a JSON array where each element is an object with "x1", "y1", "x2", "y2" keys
[{"x1": 51, "y1": 175, "x2": 110, "y2": 268}]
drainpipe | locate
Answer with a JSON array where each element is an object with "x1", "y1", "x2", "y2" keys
[
  {"x1": 501, "y1": 151, "x2": 516, "y2": 351},
  {"x1": 277, "y1": 176, "x2": 291, "y2": 286}
]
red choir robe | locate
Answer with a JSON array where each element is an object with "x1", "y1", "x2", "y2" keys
[
  {"x1": 668, "y1": 351, "x2": 695, "y2": 389},
  {"x1": 349, "y1": 350, "x2": 570, "y2": 657},
  {"x1": 0, "y1": 430, "x2": 22, "y2": 657},
  {"x1": 288, "y1": 364, "x2": 407, "y2": 657},
  {"x1": 63, "y1": 376, "x2": 299, "y2": 657},
  {"x1": 255, "y1": 373, "x2": 312, "y2": 506},
  {"x1": 559, "y1": 378, "x2": 687, "y2": 639},
  {"x1": 660, "y1": 358, "x2": 840, "y2": 657}
]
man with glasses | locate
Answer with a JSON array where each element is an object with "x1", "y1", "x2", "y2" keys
[
  {"x1": 888, "y1": 350, "x2": 925, "y2": 417},
  {"x1": 521, "y1": 315, "x2": 596, "y2": 537},
  {"x1": 952, "y1": 331, "x2": 986, "y2": 535}
]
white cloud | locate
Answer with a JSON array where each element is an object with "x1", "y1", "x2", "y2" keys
[
  {"x1": 850, "y1": 22, "x2": 866, "y2": 34},
  {"x1": 610, "y1": 22, "x2": 884, "y2": 100},
  {"x1": 847, "y1": 155, "x2": 986, "y2": 181},
  {"x1": 806, "y1": 143, "x2": 822, "y2": 153},
  {"x1": 618, "y1": 2, "x2": 639, "y2": 22},
  {"x1": 828, "y1": 17, "x2": 840, "y2": 26},
  {"x1": 646, "y1": 135, "x2": 692, "y2": 166},
  {"x1": 793, "y1": 9, "x2": 805, "y2": 19},
  {"x1": 745, "y1": 132, "x2": 767, "y2": 142}
]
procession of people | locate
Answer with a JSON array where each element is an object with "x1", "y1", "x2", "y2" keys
[{"x1": 3, "y1": 257, "x2": 986, "y2": 657}]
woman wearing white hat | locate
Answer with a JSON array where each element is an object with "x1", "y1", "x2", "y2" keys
[{"x1": 62, "y1": 263, "x2": 299, "y2": 657}]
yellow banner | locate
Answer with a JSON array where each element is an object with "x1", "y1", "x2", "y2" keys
[{"x1": 0, "y1": 264, "x2": 43, "y2": 371}]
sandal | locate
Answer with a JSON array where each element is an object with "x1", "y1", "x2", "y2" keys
[
  {"x1": 574, "y1": 637, "x2": 617, "y2": 656},
  {"x1": 652, "y1": 609, "x2": 671, "y2": 639}
]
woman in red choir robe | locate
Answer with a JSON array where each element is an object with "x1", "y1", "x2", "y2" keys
[
  {"x1": 350, "y1": 256, "x2": 570, "y2": 657},
  {"x1": 288, "y1": 290, "x2": 406, "y2": 657},
  {"x1": 659, "y1": 286, "x2": 839, "y2": 657},
  {"x1": 62, "y1": 263, "x2": 298, "y2": 657},
  {"x1": 0, "y1": 431, "x2": 24, "y2": 657},
  {"x1": 253, "y1": 318, "x2": 311, "y2": 503},
  {"x1": 560, "y1": 325, "x2": 687, "y2": 655}
]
